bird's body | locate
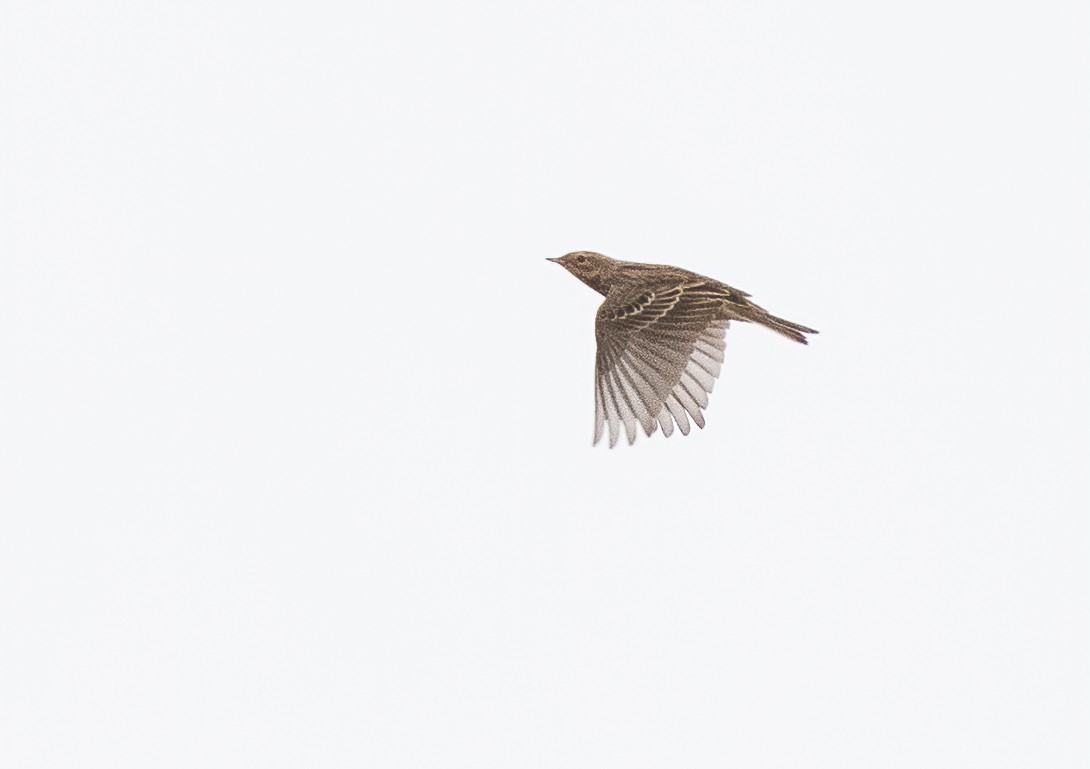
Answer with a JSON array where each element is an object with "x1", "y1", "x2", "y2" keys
[{"x1": 548, "y1": 251, "x2": 817, "y2": 447}]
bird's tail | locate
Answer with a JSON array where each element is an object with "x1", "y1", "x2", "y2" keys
[{"x1": 743, "y1": 309, "x2": 818, "y2": 345}]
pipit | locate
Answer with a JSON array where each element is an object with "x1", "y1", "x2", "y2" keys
[{"x1": 548, "y1": 251, "x2": 817, "y2": 447}]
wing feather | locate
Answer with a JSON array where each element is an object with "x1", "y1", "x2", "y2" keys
[
  {"x1": 657, "y1": 408, "x2": 675, "y2": 437},
  {"x1": 664, "y1": 393, "x2": 692, "y2": 435},
  {"x1": 616, "y1": 366, "x2": 650, "y2": 441},
  {"x1": 593, "y1": 282, "x2": 730, "y2": 446},
  {"x1": 605, "y1": 364, "x2": 639, "y2": 446},
  {"x1": 675, "y1": 375, "x2": 708, "y2": 420},
  {"x1": 616, "y1": 355, "x2": 663, "y2": 436}
]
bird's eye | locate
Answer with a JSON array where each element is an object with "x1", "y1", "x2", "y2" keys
[{"x1": 576, "y1": 255, "x2": 586, "y2": 263}]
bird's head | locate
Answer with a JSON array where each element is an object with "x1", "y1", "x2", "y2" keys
[{"x1": 547, "y1": 251, "x2": 617, "y2": 295}]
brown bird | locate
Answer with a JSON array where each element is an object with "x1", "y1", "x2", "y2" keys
[{"x1": 548, "y1": 251, "x2": 817, "y2": 447}]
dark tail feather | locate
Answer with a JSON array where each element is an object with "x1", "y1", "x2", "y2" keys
[{"x1": 751, "y1": 312, "x2": 819, "y2": 345}]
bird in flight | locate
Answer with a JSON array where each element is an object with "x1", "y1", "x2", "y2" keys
[{"x1": 548, "y1": 251, "x2": 817, "y2": 447}]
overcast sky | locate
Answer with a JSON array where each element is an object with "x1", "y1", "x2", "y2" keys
[{"x1": 2, "y1": 1, "x2": 1088, "y2": 767}]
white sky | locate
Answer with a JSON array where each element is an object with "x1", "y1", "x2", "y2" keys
[{"x1": 2, "y1": 1, "x2": 1088, "y2": 767}]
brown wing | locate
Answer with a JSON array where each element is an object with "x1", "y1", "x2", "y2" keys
[{"x1": 594, "y1": 282, "x2": 729, "y2": 447}]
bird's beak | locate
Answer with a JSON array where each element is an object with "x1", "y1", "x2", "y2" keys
[{"x1": 546, "y1": 257, "x2": 560, "y2": 264}]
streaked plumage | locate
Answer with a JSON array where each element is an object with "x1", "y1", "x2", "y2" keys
[{"x1": 547, "y1": 251, "x2": 817, "y2": 447}]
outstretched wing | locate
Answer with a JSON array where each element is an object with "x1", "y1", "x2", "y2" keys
[{"x1": 594, "y1": 282, "x2": 731, "y2": 447}]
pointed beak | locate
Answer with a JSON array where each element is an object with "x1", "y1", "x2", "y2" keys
[{"x1": 545, "y1": 257, "x2": 560, "y2": 264}]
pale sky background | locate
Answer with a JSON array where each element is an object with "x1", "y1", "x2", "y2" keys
[{"x1": 2, "y1": 1, "x2": 1088, "y2": 767}]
